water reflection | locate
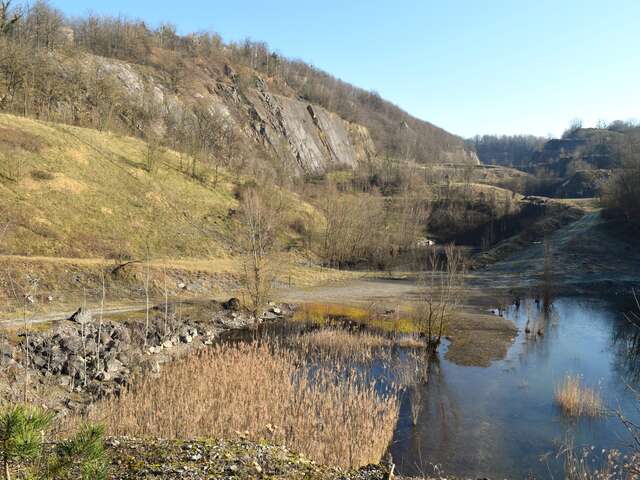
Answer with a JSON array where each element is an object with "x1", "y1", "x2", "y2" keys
[
  {"x1": 392, "y1": 297, "x2": 640, "y2": 479},
  {"x1": 221, "y1": 297, "x2": 640, "y2": 479}
]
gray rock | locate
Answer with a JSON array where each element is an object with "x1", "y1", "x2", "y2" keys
[
  {"x1": 57, "y1": 375, "x2": 72, "y2": 387},
  {"x1": 68, "y1": 307, "x2": 92, "y2": 325},
  {"x1": 222, "y1": 298, "x2": 241, "y2": 311},
  {"x1": 61, "y1": 336, "x2": 83, "y2": 354},
  {"x1": 62, "y1": 356, "x2": 85, "y2": 377},
  {"x1": 106, "y1": 358, "x2": 123, "y2": 373},
  {"x1": 116, "y1": 351, "x2": 130, "y2": 365}
]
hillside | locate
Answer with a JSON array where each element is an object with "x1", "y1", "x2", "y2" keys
[
  {"x1": 0, "y1": 114, "x2": 319, "y2": 258},
  {"x1": 0, "y1": 114, "x2": 360, "y2": 314},
  {"x1": 0, "y1": 4, "x2": 477, "y2": 175}
]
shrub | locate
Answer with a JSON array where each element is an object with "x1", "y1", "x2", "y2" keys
[{"x1": 29, "y1": 170, "x2": 54, "y2": 181}]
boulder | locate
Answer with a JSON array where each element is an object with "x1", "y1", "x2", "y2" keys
[
  {"x1": 105, "y1": 358, "x2": 123, "y2": 373},
  {"x1": 222, "y1": 298, "x2": 241, "y2": 311},
  {"x1": 61, "y1": 336, "x2": 83, "y2": 354},
  {"x1": 68, "y1": 307, "x2": 92, "y2": 325}
]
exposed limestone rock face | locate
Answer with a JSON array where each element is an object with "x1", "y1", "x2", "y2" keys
[
  {"x1": 59, "y1": 53, "x2": 473, "y2": 175},
  {"x1": 74, "y1": 54, "x2": 376, "y2": 175}
]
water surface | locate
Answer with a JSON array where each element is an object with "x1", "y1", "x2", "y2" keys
[{"x1": 391, "y1": 297, "x2": 639, "y2": 479}]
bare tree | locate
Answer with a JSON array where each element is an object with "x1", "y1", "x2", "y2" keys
[
  {"x1": 0, "y1": 1, "x2": 20, "y2": 36},
  {"x1": 236, "y1": 187, "x2": 282, "y2": 319},
  {"x1": 415, "y1": 244, "x2": 465, "y2": 357}
]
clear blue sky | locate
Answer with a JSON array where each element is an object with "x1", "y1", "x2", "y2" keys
[{"x1": 51, "y1": 0, "x2": 640, "y2": 138}]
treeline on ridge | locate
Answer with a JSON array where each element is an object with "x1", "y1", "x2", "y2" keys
[{"x1": 0, "y1": 0, "x2": 466, "y2": 164}]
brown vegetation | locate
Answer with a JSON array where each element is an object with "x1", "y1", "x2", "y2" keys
[
  {"x1": 554, "y1": 375, "x2": 604, "y2": 417},
  {"x1": 603, "y1": 131, "x2": 640, "y2": 227},
  {"x1": 0, "y1": 0, "x2": 469, "y2": 170},
  {"x1": 290, "y1": 328, "x2": 424, "y2": 362},
  {"x1": 85, "y1": 341, "x2": 399, "y2": 469},
  {"x1": 236, "y1": 187, "x2": 284, "y2": 317},
  {"x1": 414, "y1": 244, "x2": 465, "y2": 355}
]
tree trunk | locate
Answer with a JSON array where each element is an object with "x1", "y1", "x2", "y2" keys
[{"x1": 4, "y1": 455, "x2": 11, "y2": 480}]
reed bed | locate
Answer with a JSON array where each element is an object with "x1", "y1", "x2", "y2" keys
[
  {"x1": 88, "y1": 341, "x2": 400, "y2": 469},
  {"x1": 555, "y1": 375, "x2": 605, "y2": 417},
  {"x1": 290, "y1": 328, "x2": 425, "y2": 362},
  {"x1": 291, "y1": 328, "x2": 389, "y2": 361}
]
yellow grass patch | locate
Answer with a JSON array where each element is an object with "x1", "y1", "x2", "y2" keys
[
  {"x1": 293, "y1": 302, "x2": 421, "y2": 334},
  {"x1": 555, "y1": 375, "x2": 605, "y2": 417}
]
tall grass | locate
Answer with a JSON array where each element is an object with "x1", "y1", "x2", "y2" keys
[
  {"x1": 290, "y1": 328, "x2": 424, "y2": 361},
  {"x1": 87, "y1": 341, "x2": 399, "y2": 469},
  {"x1": 291, "y1": 328, "x2": 388, "y2": 361},
  {"x1": 555, "y1": 375, "x2": 605, "y2": 417},
  {"x1": 559, "y1": 438, "x2": 628, "y2": 480}
]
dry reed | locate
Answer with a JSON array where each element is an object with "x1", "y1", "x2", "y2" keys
[
  {"x1": 291, "y1": 328, "x2": 425, "y2": 362},
  {"x1": 88, "y1": 341, "x2": 399, "y2": 469},
  {"x1": 291, "y1": 328, "x2": 389, "y2": 361},
  {"x1": 555, "y1": 375, "x2": 605, "y2": 417}
]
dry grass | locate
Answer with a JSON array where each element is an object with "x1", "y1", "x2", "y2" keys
[
  {"x1": 291, "y1": 328, "x2": 389, "y2": 361},
  {"x1": 555, "y1": 375, "x2": 605, "y2": 417},
  {"x1": 558, "y1": 437, "x2": 632, "y2": 480},
  {"x1": 84, "y1": 341, "x2": 399, "y2": 469}
]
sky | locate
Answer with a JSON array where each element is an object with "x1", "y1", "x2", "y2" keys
[{"x1": 50, "y1": 0, "x2": 640, "y2": 138}]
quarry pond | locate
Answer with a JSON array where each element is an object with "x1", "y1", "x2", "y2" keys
[
  {"x1": 391, "y1": 296, "x2": 640, "y2": 479},
  {"x1": 243, "y1": 295, "x2": 640, "y2": 479}
]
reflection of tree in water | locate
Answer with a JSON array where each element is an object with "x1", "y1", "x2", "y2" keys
[
  {"x1": 611, "y1": 295, "x2": 640, "y2": 384},
  {"x1": 392, "y1": 353, "x2": 464, "y2": 477},
  {"x1": 520, "y1": 299, "x2": 559, "y2": 363}
]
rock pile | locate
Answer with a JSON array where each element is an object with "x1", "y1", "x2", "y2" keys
[{"x1": 9, "y1": 300, "x2": 294, "y2": 411}]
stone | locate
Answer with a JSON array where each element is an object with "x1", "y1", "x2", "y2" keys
[
  {"x1": 116, "y1": 351, "x2": 130, "y2": 365},
  {"x1": 94, "y1": 371, "x2": 111, "y2": 382},
  {"x1": 106, "y1": 358, "x2": 123, "y2": 373},
  {"x1": 222, "y1": 298, "x2": 241, "y2": 311},
  {"x1": 31, "y1": 354, "x2": 47, "y2": 369},
  {"x1": 62, "y1": 357, "x2": 84, "y2": 377},
  {"x1": 68, "y1": 307, "x2": 92, "y2": 325},
  {"x1": 61, "y1": 336, "x2": 83, "y2": 354}
]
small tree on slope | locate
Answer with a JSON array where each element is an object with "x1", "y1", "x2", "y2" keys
[{"x1": 0, "y1": 404, "x2": 107, "y2": 480}]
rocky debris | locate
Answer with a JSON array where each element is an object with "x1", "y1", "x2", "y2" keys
[
  {"x1": 221, "y1": 297, "x2": 241, "y2": 311},
  {"x1": 7, "y1": 300, "x2": 294, "y2": 413},
  {"x1": 68, "y1": 307, "x2": 92, "y2": 325},
  {"x1": 106, "y1": 437, "x2": 397, "y2": 480},
  {"x1": 18, "y1": 320, "x2": 134, "y2": 398}
]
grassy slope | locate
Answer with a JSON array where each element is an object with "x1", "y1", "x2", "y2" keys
[
  {"x1": 0, "y1": 113, "x2": 335, "y2": 258},
  {"x1": 1, "y1": 114, "x2": 240, "y2": 258},
  {"x1": 0, "y1": 114, "x2": 354, "y2": 313}
]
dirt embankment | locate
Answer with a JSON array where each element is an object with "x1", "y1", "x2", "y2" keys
[{"x1": 479, "y1": 211, "x2": 640, "y2": 296}]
